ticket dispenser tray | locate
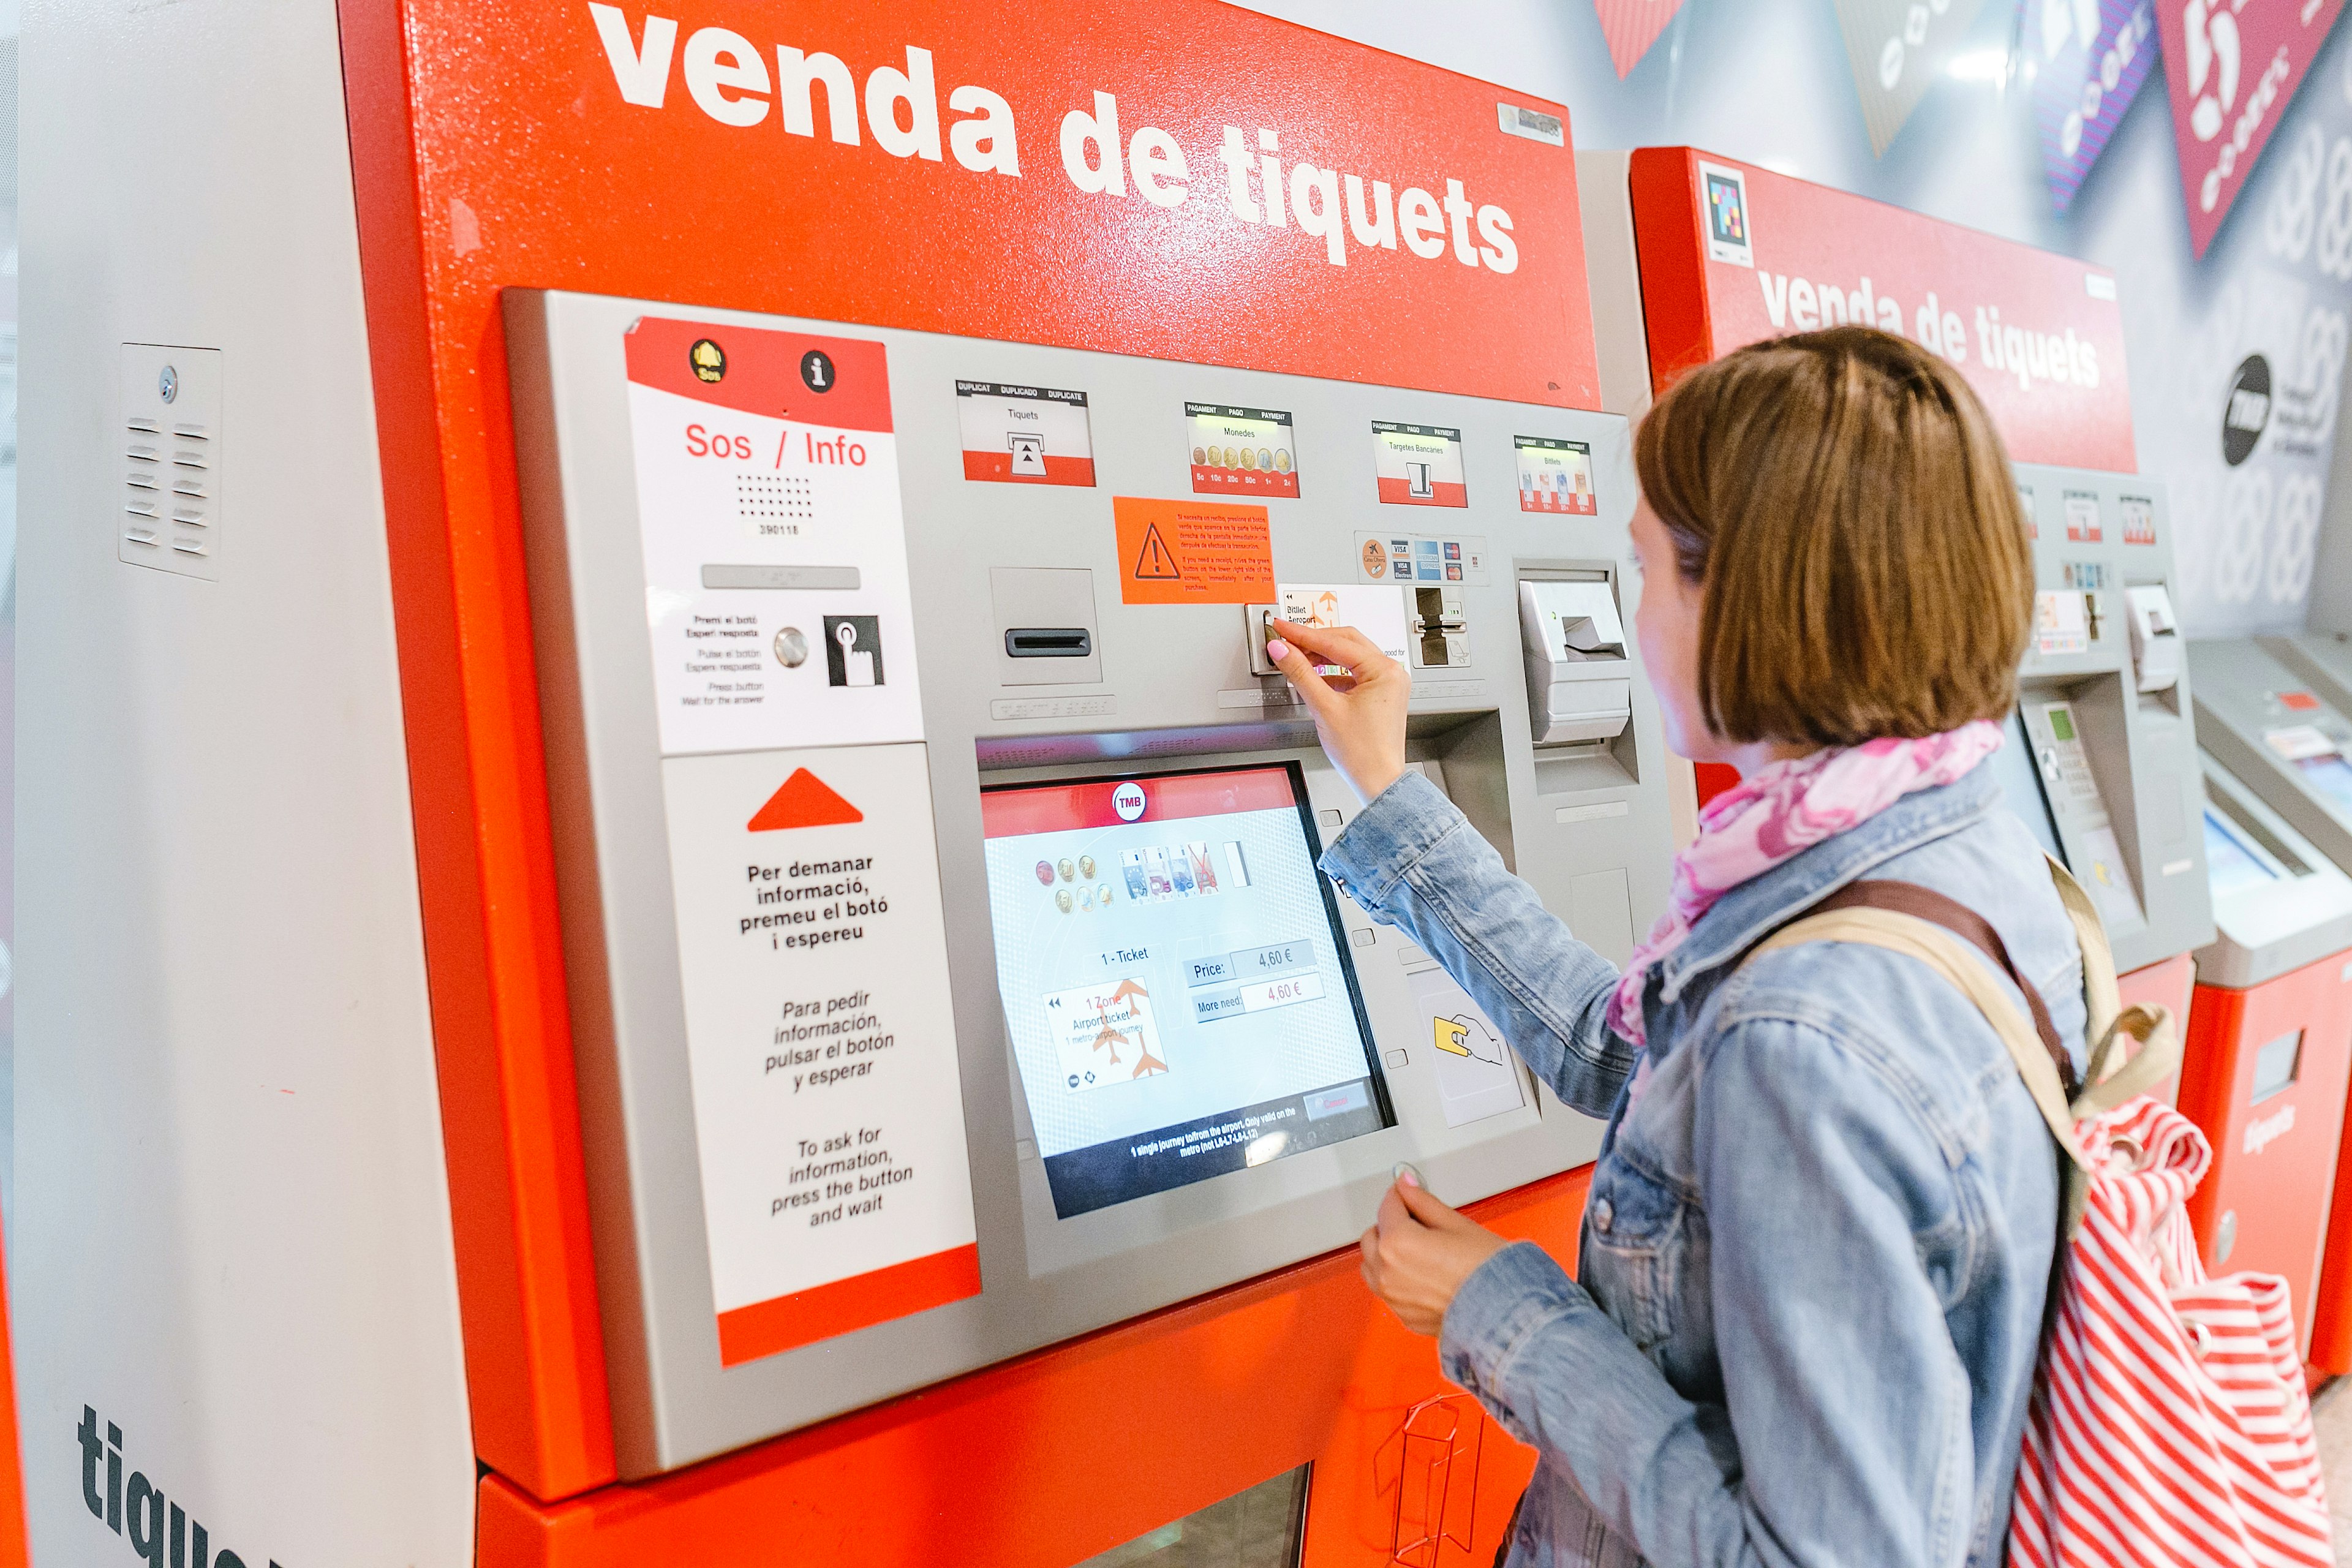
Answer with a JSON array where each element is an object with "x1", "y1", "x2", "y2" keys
[
  {"x1": 503, "y1": 287, "x2": 1675, "y2": 1475},
  {"x1": 1519, "y1": 577, "x2": 1630, "y2": 745}
]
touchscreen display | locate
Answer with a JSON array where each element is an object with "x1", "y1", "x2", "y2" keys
[
  {"x1": 2299, "y1": 753, "x2": 2352, "y2": 813},
  {"x1": 2203, "y1": 810, "x2": 2278, "y2": 898},
  {"x1": 981, "y1": 764, "x2": 1392, "y2": 1218}
]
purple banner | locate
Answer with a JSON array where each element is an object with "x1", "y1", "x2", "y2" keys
[{"x1": 2032, "y1": 0, "x2": 2160, "y2": 212}]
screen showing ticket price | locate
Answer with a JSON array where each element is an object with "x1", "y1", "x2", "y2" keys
[{"x1": 981, "y1": 764, "x2": 1391, "y2": 1218}]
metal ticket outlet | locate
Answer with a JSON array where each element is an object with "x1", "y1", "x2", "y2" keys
[
  {"x1": 505, "y1": 288, "x2": 1677, "y2": 1474},
  {"x1": 1992, "y1": 464, "x2": 2213, "y2": 974}
]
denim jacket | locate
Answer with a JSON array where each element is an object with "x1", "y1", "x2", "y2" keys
[{"x1": 1321, "y1": 761, "x2": 2083, "y2": 1568}]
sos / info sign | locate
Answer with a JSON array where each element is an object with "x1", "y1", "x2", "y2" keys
[
  {"x1": 1629, "y1": 147, "x2": 2136, "y2": 472},
  {"x1": 624, "y1": 317, "x2": 979, "y2": 1366}
]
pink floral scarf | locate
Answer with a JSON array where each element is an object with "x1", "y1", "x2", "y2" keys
[{"x1": 1607, "y1": 720, "x2": 2006, "y2": 1053}]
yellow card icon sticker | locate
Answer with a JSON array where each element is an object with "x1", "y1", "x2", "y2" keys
[{"x1": 1432, "y1": 1014, "x2": 1504, "y2": 1064}]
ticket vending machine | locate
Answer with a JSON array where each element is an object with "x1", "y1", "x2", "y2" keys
[
  {"x1": 2177, "y1": 755, "x2": 2352, "y2": 1346},
  {"x1": 2003, "y1": 470, "x2": 2211, "y2": 983},
  {"x1": 2260, "y1": 631, "x2": 2352, "y2": 747},
  {"x1": 2188, "y1": 638, "x2": 2352, "y2": 1372},
  {"x1": 18, "y1": 2, "x2": 1681, "y2": 1564},
  {"x1": 505, "y1": 290, "x2": 1672, "y2": 1471},
  {"x1": 2193, "y1": 641, "x2": 2352, "y2": 883},
  {"x1": 1574, "y1": 146, "x2": 2214, "y2": 1013}
]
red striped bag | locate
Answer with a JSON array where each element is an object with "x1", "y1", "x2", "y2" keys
[
  {"x1": 1753, "y1": 858, "x2": 2332, "y2": 1568},
  {"x1": 2010, "y1": 1095, "x2": 2329, "y2": 1567}
]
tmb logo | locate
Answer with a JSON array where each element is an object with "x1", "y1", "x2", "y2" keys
[{"x1": 77, "y1": 1408, "x2": 284, "y2": 1568}]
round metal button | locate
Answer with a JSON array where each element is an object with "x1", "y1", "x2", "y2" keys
[{"x1": 1594, "y1": 1197, "x2": 1614, "y2": 1234}]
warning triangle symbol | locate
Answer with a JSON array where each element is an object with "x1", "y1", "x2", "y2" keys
[
  {"x1": 1133, "y1": 522, "x2": 1182, "y2": 580},
  {"x1": 747, "y1": 768, "x2": 864, "y2": 832}
]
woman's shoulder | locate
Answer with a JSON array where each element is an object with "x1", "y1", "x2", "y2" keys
[{"x1": 1689, "y1": 809, "x2": 2081, "y2": 1153}]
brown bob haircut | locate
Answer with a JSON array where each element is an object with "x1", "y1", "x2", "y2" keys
[{"x1": 1634, "y1": 325, "x2": 2034, "y2": 748}]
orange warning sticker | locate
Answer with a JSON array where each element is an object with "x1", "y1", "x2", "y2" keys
[{"x1": 1113, "y1": 497, "x2": 1276, "y2": 605}]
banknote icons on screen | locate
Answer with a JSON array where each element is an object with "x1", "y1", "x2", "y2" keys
[{"x1": 1041, "y1": 841, "x2": 1248, "y2": 913}]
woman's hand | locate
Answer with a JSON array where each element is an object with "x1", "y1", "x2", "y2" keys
[
  {"x1": 1267, "y1": 617, "x2": 1411, "y2": 805},
  {"x1": 1359, "y1": 1174, "x2": 1512, "y2": 1336}
]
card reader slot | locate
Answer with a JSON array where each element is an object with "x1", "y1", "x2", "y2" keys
[{"x1": 1005, "y1": 627, "x2": 1093, "y2": 658}]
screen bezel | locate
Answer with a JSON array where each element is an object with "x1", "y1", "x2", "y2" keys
[{"x1": 978, "y1": 758, "x2": 1397, "y2": 1217}]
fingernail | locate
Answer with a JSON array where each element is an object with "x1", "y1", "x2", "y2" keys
[
  {"x1": 1265, "y1": 638, "x2": 1291, "y2": 662},
  {"x1": 1393, "y1": 1161, "x2": 1422, "y2": 1188}
]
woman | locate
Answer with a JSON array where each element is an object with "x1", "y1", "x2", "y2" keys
[{"x1": 1267, "y1": 326, "x2": 2081, "y2": 1568}]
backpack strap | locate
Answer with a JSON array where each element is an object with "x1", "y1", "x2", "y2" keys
[
  {"x1": 1807, "y1": 880, "x2": 2080, "y2": 1099},
  {"x1": 2039, "y1": 854, "x2": 2180, "y2": 1116},
  {"x1": 1740, "y1": 855, "x2": 2185, "y2": 1239},
  {"x1": 1749, "y1": 906, "x2": 2092, "y2": 1174}
]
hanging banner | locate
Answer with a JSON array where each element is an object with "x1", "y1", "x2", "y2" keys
[
  {"x1": 1629, "y1": 147, "x2": 2135, "y2": 470},
  {"x1": 2157, "y1": 0, "x2": 2348, "y2": 257},
  {"x1": 2129, "y1": 27, "x2": 2352, "y2": 638},
  {"x1": 1591, "y1": 0, "x2": 1689, "y2": 78},
  {"x1": 2032, "y1": 0, "x2": 2161, "y2": 211},
  {"x1": 1831, "y1": 0, "x2": 1994, "y2": 154}
]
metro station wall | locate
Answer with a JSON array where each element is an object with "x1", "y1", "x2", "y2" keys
[{"x1": 1242, "y1": 0, "x2": 2352, "y2": 643}]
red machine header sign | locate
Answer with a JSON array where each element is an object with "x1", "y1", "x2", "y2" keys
[
  {"x1": 430, "y1": 2, "x2": 1603, "y2": 409},
  {"x1": 1628, "y1": 148, "x2": 2136, "y2": 472}
]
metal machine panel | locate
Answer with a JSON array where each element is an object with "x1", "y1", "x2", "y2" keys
[
  {"x1": 507, "y1": 288, "x2": 1676, "y2": 1474},
  {"x1": 2261, "y1": 631, "x2": 2352, "y2": 725},
  {"x1": 2190, "y1": 638, "x2": 2352, "y2": 883},
  {"x1": 2195, "y1": 755, "x2": 2352, "y2": 988},
  {"x1": 2002, "y1": 465, "x2": 2213, "y2": 972},
  {"x1": 17, "y1": 0, "x2": 477, "y2": 1561}
]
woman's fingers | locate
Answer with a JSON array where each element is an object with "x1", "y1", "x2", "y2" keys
[
  {"x1": 1267, "y1": 630, "x2": 1344, "y2": 719},
  {"x1": 1272, "y1": 616, "x2": 1391, "y2": 677},
  {"x1": 1265, "y1": 617, "x2": 1410, "y2": 804},
  {"x1": 1393, "y1": 1178, "x2": 1465, "y2": 1231}
]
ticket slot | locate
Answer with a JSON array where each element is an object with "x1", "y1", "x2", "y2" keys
[
  {"x1": 993, "y1": 566, "x2": 1102, "y2": 687},
  {"x1": 1005, "y1": 628, "x2": 1093, "y2": 658}
]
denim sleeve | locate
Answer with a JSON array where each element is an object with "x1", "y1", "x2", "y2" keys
[
  {"x1": 1438, "y1": 1013, "x2": 1975, "y2": 1568},
  {"x1": 1319, "y1": 770, "x2": 1635, "y2": 1117}
]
